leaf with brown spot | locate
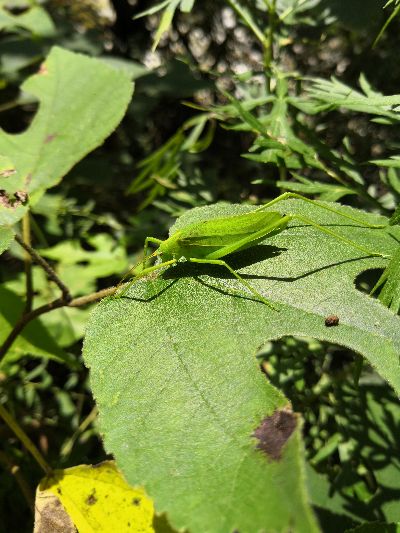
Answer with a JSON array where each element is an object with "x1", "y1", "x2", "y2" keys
[
  {"x1": 38, "y1": 461, "x2": 154, "y2": 532},
  {"x1": 83, "y1": 201, "x2": 400, "y2": 533},
  {"x1": 0, "y1": 46, "x2": 133, "y2": 229},
  {"x1": 34, "y1": 490, "x2": 77, "y2": 533}
]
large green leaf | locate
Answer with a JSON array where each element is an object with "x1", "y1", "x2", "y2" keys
[
  {"x1": 0, "y1": 46, "x2": 134, "y2": 229},
  {"x1": 84, "y1": 200, "x2": 400, "y2": 532}
]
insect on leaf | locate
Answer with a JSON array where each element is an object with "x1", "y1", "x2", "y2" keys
[{"x1": 84, "y1": 202, "x2": 400, "y2": 533}]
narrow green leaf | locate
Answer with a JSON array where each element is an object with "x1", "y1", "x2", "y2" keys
[
  {"x1": 152, "y1": 0, "x2": 181, "y2": 51},
  {"x1": 180, "y1": 0, "x2": 195, "y2": 12},
  {"x1": 133, "y1": 0, "x2": 171, "y2": 20},
  {"x1": 373, "y1": 0, "x2": 400, "y2": 47},
  {"x1": 346, "y1": 522, "x2": 400, "y2": 532}
]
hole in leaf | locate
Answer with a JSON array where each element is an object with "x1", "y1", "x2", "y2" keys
[
  {"x1": 354, "y1": 268, "x2": 383, "y2": 295},
  {"x1": 1, "y1": 102, "x2": 39, "y2": 134}
]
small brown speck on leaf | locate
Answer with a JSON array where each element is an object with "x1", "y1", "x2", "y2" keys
[
  {"x1": 85, "y1": 490, "x2": 97, "y2": 506},
  {"x1": 325, "y1": 315, "x2": 339, "y2": 327},
  {"x1": 14, "y1": 190, "x2": 28, "y2": 204},
  {"x1": 0, "y1": 168, "x2": 15, "y2": 178},
  {"x1": 132, "y1": 497, "x2": 141, "y2": 506},
  {"x1": 253, "y1": 408, "x2": 297, "y2": 461},
  {"x1": 45, "y1": 134, "x2": 57, "y2": 144},
  {"x1": 38, "y1": 63, "x2": 48, "y2": 75}
]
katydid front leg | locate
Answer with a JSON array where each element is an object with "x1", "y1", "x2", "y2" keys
[
  {"x1": 117, "y1": 259, "x2": 177, "y2": 298},
  {"x1": 143, "y1": 237, "x2": 163, "y2": 269}
]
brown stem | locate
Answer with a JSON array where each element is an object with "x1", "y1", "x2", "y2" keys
[
  {"x1": 0, "y1": 298, "x2": 66, "y2": 360},
  {"x1": 0, "y1": 286, "x2": 118, "y2": 362},
  {"x1": 68, "y1": 286, "x2": 117, "y2": 307},
  {"x1": 14, "y1": 234, "x2": 71, "y2": 303}
]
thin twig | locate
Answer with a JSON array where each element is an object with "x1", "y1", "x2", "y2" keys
[
  {"x1": 22, "y1": 214, "x2": 34, "y2": 313},
  {"x1": 0, "y1": 298, "x2": 66, "y2": 360},
  {"x1": 0, "y1": 286, "x2": 118, "y2": 361},
  {"x1": 61, "y1": 406, "x2": 98, "y2": 458},
  {"x1": 68, "y1": 286, "x2": 117, "y2": 307},
  {"x1": 15, "y1": 234, "x2": 71, "y2": 303}
]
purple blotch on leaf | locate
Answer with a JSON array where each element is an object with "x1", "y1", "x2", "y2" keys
[{"x1": 253, "y1": 408, "x2": 297, "y2": 461}]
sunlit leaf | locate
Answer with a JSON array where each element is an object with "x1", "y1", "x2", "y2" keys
[
  {"x1": 38, "y1": 461, "x2": 154, "y2": 533},
  {"x1": 84, "y1": 200, "x2": 400, "y2": 533}
]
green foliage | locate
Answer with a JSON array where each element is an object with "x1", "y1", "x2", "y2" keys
[
  {"x1": 371, "y1": 247, "x2": 400, "y2": 313},
  {"x1": 0, "y1": 226, "x2": 13, "y2": 254},
  {"x1": 262, "y1": 337, "x2": 400, "y2": 526},
  {"x1": 306, "y1": 75, "x2": 400, "y2": 118},
  {"x1": 134, "y1": 0, "x2": 196, "y2": 50},
  {"x1": 1, "y1": 1, "x2": 400, "y2": 531},
  {"x1": 40, "y1": 233, "x2": 128, "y2": 296},
  {"x1": 374, "y1": 0, "x2": 400, "y2": 47},
  {"x1": 127, "y1": 114, "x2": 215, "y2": 210}
]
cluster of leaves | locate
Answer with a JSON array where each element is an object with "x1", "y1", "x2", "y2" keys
[{"x1": 0, "y1": 0, "x2": 400, "y2": 532}]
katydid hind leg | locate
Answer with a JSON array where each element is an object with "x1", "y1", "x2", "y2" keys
[
  {"x1": 292, "y1": 214, "x2": 389, "y2": 258},
  {"x1": 255, "y1": 192, "x2": 386, "y2": 229},
  {"x1": 188, "y1": 257, "x2": 278, "y2": 310}
]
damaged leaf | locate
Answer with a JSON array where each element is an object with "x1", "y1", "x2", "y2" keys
[
  {"x1": 0, "y1": 46, "x2": 133, "y2": 229},
  {"x1": 84, "y1": 200, "x2": 400, "y2": 533},
  {"x1": 37, "y1": 461, "x2": 154, "y2": 533}
]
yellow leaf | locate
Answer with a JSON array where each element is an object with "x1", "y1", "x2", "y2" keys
[{"x1": 38, "y1": 461, "x2": 154, "y2": 533}]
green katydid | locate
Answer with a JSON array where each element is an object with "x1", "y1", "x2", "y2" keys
[{"x1": 116, "y1": 192, "x2": 389, "y2": 309}]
